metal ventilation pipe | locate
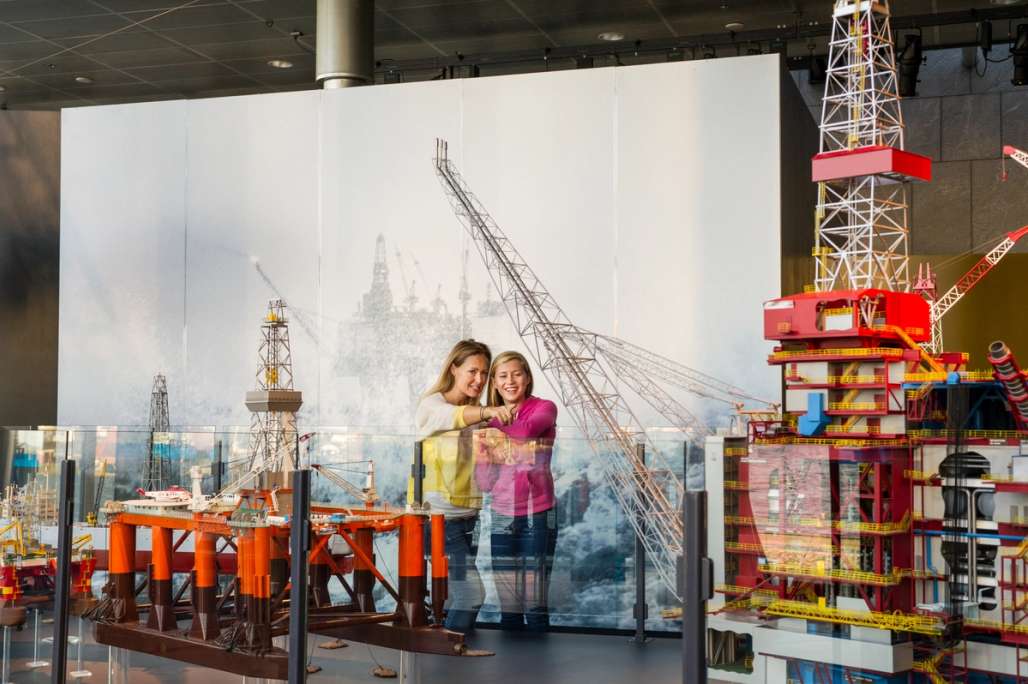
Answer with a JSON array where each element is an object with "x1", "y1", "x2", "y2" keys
[{"x1": 316, "y1": 0, "x2": 374, "y2": 88}]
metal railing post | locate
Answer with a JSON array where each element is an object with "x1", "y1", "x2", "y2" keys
[
  {"x1": 682, "y1": 489, "x2": 712, "y2": 684},
  {"x1": 412, "y1": 441, "x2": 425, "y2": 506},
  {"x1": 632, "y1": 443, "x2": 648, "y2": 644},
  {"x1": 288, "y1": 469, "x2": 311, "y2": 684},
  {"x1": 51, "y1": 444, "x2": 75, "y2": 684}
]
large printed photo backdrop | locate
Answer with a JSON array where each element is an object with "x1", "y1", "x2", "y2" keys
[{"x1": 59, "y1": 55, "x2": 791, "y2": 627}]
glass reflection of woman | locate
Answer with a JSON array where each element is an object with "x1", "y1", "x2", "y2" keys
[
  {"x1": 476, "y1": 351, "x2": 558, "y2": 632},
  {"x1": 413, "y1": 339, "x2": 512, "y2": 633}
]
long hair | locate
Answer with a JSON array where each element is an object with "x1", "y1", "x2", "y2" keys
[
  {"x1": 486, "y1": 350, "x2": 534, "y2": 407},
  {"x1": 423, "y1": 339, "x2": 492, "y2": 405}
]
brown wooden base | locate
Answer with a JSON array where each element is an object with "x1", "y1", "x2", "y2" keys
[{"x1": 94, "y1": 622, "x2": 288, "y2": 679}]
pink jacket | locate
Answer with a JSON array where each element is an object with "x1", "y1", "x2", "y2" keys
[{"x1": 475, "y1": 396, "x2": 557, "y2": 517}]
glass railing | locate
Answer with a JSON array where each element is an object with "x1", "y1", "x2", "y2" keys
[{"x1": 0, "y1": 426, "x2": 689, "y2": 682}]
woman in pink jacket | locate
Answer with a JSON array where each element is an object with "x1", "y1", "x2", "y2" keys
[{"x1": 475, "y1": 351, "x2": 558, "y2": 631}]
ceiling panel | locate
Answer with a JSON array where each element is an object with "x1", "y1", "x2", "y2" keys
[
  {"x1": 0, "y1": 1, "x2": 106, "y2": 23},
  {"x1": 0, "y1": 0, "x2": 1020, "y2": 110},
  {"x1": 6, "y1": 13, "x2": 132, "y2": 39},
  {"x1": 91, "y1": 45, "x2": 212, "y2": 67},
  {"x1": 53, "y1": 30, "x2": 176, "y2": 53},
  {"x1": 15, "y1": 53, "x2": 111, "y2": 77}
]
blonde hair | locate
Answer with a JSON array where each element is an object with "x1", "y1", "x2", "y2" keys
[
  {"x1": 424, "y1": 339, "x2": 492, "y2": 405},
  {"x1": 486, "y1": 351, "x2": 534, "y2": 407}
]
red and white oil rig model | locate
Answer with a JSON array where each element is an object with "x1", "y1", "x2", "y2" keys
[
  {"x1": 86, "y1": 298, "x2": 488, "y2": 679},
  {"x1": 706, "y1": 1, "x2": 1028, "y2": 682}
]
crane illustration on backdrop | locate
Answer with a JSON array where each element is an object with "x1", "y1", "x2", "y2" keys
[{"x1": 432, "y1": 139, "x2": 774, "y2": 597}]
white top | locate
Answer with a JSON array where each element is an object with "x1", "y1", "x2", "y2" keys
[{"x1": 415, "y1": 392, "x2": 478, "y2": 519}]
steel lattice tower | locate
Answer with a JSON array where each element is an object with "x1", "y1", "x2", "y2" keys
[
  {"x1": 144, "y1": 373, "x2": 171, "y2": 491},
  {"x1": 814, "y1": 0, "x2": 914, "y2": 294},
  {"x1": 246, "y1": 298, "x2": 303, "y2": 475}
]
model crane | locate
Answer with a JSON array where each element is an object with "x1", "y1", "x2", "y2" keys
[
  {"x1": 588, "y1": 332, "x2": 778, "y2": 441},
  {"x1": 1002, "y1": 144, "x2": 1028, "y2": 180},
  {"x1": 433, "y1": 138, "x2": 773, "y2": 596}
]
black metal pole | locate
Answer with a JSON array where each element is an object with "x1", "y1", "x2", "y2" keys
[
  {"x1": 51, "y1": 450, "x2": 75, "y2": 684},
  {"x1": 412, "y1": 441, "x2": 424, "y2": 506},
  {"x1": 288, "y1": 469, "x2": 311, "y2": 684},
  {"x1": 682, "y1": 489, "x2": 712, "y2": 684},
  {"x1": 632, "y1": 443, "x2": 648, "y2": 644},
  {"x1": 213, "y1": 439, "x2": 223, "y2": 492}
]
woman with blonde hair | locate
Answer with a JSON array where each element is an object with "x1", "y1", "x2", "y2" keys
[
  {"x1": 475, "y1": 350, "x2": 558, "y2": 631},
  {"x1": 413, "y1": 339, "x2": 511, "y2": 633}
]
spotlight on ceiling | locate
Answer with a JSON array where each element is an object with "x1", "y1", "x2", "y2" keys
[
  {"x1": 267, "y1": 59, "x2": 294, "y2": 69},
  {"x1": 598, "y1": 31, "x2": 624, "y2": 42},
  {"x1": 74, "y1": 76, "x2": 94, "y2": 84},
  {"x1": 898, "y1": 34, "x2": 922, "y2": 97}
]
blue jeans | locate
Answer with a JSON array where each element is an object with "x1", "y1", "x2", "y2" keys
[
  {"x1": 426, "y1": 515, "x2": 484, "y2": 633},
  {"x1": 490, "y1": 509, "x2": 558, "y2": 631}
]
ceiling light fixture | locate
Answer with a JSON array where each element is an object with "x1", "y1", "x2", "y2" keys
[
  {"x1": 598, "y1": 31, "x2": 624, "y2": 42},
  {"x1": 725, "y1": 22, "x2": 745, "y2": 31},
  {"x1": 267, "y1": 59, "x2": 294, "y2": 69},
  {"x1": 74, "y1": 76, "x2": 93, "y2": 84}
]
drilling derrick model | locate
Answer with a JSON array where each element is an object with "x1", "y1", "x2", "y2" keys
[
  {"x1": 144, "y1": 373, "x2": 171, "y2": 492},
  {"x1": 813, "y1": 0, "x2": 928, "y2": 294},
  {"x1": 707, "y1": 2, "x2": 1028, "y2": 683},
  {"x1": 246, "y1": 298, "x2": 303, "y2": 479}
]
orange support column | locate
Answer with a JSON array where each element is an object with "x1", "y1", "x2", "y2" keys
[
  {"x1": 147, "y1": 526, "x2": 174, "y2": 631},
  {"x1": 309, "y1": 535, "x2": 331, "y2": 607},
  {"x1": 269, "y1": 529, "x2": 289, "y2": 598},
  {"x1": 397, "y1": 514, "x2": 427, "y2": 628},
  {"x1": 189, "y1": 531, "x2": 219, "y2": 640},
  {"x1": 236, "y1": 532, "x2": 254, "y2": 624},
  {"x1": 352, "y1": 527, "x2": 376, "y2": 612},
  {"x1": 108, "y1": 521, "x2": 138, "y2": 623},
  {"x1": 250, "y1": 526, "x2": 272, "y2": 652},
  {"x1": 429, "y1": 514, "x2": 448, "y2": 625}
]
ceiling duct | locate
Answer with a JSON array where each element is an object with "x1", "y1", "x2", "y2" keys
[{"x1": 316, "y1": 0, "x2": 374, "y2": 88}]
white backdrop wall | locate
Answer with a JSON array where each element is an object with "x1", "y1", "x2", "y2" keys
[{"x1": 59, "y1": 55, "x2": 792, "y2": 431}]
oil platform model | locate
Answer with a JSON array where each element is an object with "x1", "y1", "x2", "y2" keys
[
  {"x1": 87, "y1": 299, "x2": 488, "y2": 679},
  {"x1": 706, "y1": 2, "x2": 1028, "y2": 682}
]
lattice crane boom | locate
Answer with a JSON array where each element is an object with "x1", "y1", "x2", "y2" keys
[
  {"x1": 433, "y1": 139, "x2": 684, "y2": 596},
  {"x1": 593, "y1": 334, "x2": 776, "y2": 408},
  {"x1": 599, "y1": 350, "x2": 712, "y2": 441}
]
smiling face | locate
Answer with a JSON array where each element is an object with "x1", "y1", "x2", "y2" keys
[
  {"x1": 492, "y1": 359, "x2": 529, "y2": 406},
  {"x1": 450, "y1": 353, "x2": 489, "y2": 401}
]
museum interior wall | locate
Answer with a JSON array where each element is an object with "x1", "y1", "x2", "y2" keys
[
  {"x1": 57, "y1": 54, "x2": 807, "y2": 432},
  {"x1": 0, "y1": 110, "x2": 60, "y2": 427}
]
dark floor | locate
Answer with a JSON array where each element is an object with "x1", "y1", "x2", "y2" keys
[{"x1": 1, "y1": 619, "x2": 687, "y2": 683}]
